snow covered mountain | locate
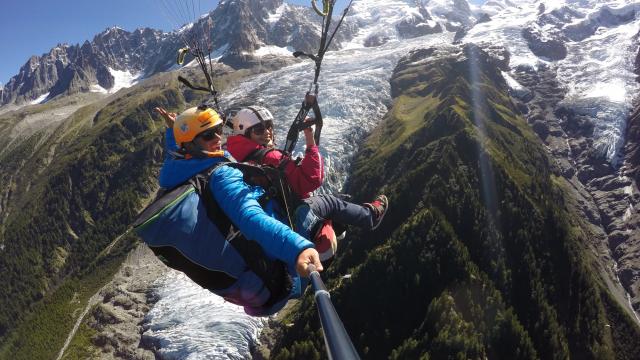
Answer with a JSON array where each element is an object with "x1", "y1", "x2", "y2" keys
[
  {"x1": 0, "y1": 0, "x2": 348, "y2": 107},
  {"x1": 0, "y1": 0, "x2": 493, "y2": 108},
  {"x1": 1, "y1": 28, "x2": 165, "y2": 106}
]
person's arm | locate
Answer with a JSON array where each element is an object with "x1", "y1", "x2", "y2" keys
[
  {"x1": 303, "y1": 117, "x2": 315, "y2": 148},
  {"x1": 211, "y1": 165, "x2": 320, "y2": 270},
  {"x1": 155, "y1": 107, "x2": 179, "y2": 156},
  {"x1": 261, "y1": 143, "x2": 324, "y2": 197},
  {"x1": 155, "y1": 107, "x2": 176, "y2": 128},
  {"x1": 163, "y1": 128, "x2": 180, "y2": 155}
]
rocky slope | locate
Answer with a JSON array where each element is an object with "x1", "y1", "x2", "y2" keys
[
  {"x1": 58, "y1": 246, "x2": 167, "y2": 360},
  {"x1": 506, "y1": 20, "x2": 640, "y2": 322}
]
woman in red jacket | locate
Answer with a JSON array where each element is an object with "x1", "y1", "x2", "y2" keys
[{"x1": 226, "y1": 106, "x2": 323, "y2": 199}]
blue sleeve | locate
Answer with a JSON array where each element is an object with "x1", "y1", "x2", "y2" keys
[
  {"x1": 210, "y1": 165, "x2": 314, "y2": 266},
  {"x1": 164, "y1": 127, "x2": 179, "y2": 158}
]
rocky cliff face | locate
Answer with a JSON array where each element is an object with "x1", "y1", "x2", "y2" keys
[
  {"x1": 615, "y1": 41, "x2": 640, "y2": 319},
  {"x1": 84, "y1": 247, "x2": 166, "y2": 359},
  {"x1": 2, "y1": 46, "x2": 71, "y2": 104},
  {"x1": 1, "y1": 27, "x2": 169, "y2": 106},
  {"x1": 508, "y1": 36, "x2": 640, "y2": 321}
]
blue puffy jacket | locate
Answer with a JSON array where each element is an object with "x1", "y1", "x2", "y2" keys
[{"x1": 147, "y1": 129, "x2": 314, "y2": 315}]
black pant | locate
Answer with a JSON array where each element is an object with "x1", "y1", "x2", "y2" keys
[{"x1": 303, "y1": 194, "x2": 374, "y2": 230}]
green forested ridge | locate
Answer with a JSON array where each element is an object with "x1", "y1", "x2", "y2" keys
[
  {"x1": 0, "y1": 236, "x2": 134, "y2": 360},
  {"x1": 0, "y1": 67, "x2": 245, "y2": 353},
  {"x1": 0, "y1": 75, "x2": 182, "y2": 348},
  {"x1": 270, "y1": 45, "x2": 640, "y2": 359}
]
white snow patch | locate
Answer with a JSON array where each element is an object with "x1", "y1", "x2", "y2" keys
[
  {"x1": 103, "y1": 26, "x2": 123, "y2": 35},
  {"x1": 89, "y1": 68, "x2": 141, "y2": 94},
  {"x1": 90, "y1": 84, "x2": 108, "y2": 94},
  {"x1": 584, "y1": 81, "x2": 628, "y2": 103},
  {"x1": 108, "y1": 68, "x2": 141, "y2": 93},
  {"x1": 342, "y1": 0, "x2": 434, "y2": 49},
  {"x1": 176, "y1": 22, "x2": 194, "y2": 34},
  {"x1": 624, "y1": 185, "x2": 633, "y2": 195},
  {"x1": 466, "y1": 0, "x2": 542, "y2": 68},
  {"x1": 211, "y1": 43, "x2": 230, "y2": 61},
  {"x1": 179, "y1": 44, "x2": 230, "y2": 68},
  {"x1": 267, "y1": 3, "x2": 287, "y2": 25},
  {"x1": 253, "y1": 45, "x2": 293, "y2": 57},
  {"x1": 623, "y1": 204, "x2": 634, "y2": 222},
  {"x1": 502, "y1": 71, "x2": 525, "y2": 91},
  {"x1": 30, "y1": 92, "x2": 49, "y2": 105}
]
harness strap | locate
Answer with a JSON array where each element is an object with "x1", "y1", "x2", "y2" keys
[{"x1": 244, "y1": 147, "x2": 274, "y2": 164}]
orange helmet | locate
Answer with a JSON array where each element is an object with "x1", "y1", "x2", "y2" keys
[{"x1": 173, "y1": 106, "x2": 223, "y2": 148}]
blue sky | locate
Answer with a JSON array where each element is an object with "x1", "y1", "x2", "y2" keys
[{"x1": 0, "y1": 0, "x2": 485, "y2": 85}]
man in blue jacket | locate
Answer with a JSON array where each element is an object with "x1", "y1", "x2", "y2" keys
[{"x1": 146, "y1": 105, "x2": 323, "y2": 316}]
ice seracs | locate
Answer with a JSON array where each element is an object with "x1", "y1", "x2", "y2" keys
[{"x1": 465, "y1": 0, "x2": 640, "y2": 165}]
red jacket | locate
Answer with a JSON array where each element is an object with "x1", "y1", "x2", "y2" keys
[{"x1": 226, "y1": 135, "x2": 324, "y2": 198}]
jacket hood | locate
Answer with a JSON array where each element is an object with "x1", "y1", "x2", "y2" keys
[
  {"x1": 159, "y1": 154, "x2": 230, "y2": 189},
  {"x1": 226, "y1": 135, "x2": 264, "y2": 162}
]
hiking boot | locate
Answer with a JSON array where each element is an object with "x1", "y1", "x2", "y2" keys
[{"x1": 364, "y1": 195, "x2": 388, "y2": 230}]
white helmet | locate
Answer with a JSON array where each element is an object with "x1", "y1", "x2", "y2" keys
[{"x1": 232, "y1": 106, "x2": 274, "y2": 135}]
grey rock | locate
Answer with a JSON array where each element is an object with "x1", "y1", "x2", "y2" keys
[
  {"x1": 396, "y1": 7, "x2": 443, "y2": 39},
  {"x1": 563, "y1": 5, "x2": 637, "y2": 42},
  {"x1": 532, "y1": 120, "x2": 549, "y2": 139},
  {"x1": 81, "y1": 246, "x2": 167, "y2": 359},
  {"x1": 522, "y1": 26, "x2": 567, "y2": 61},
  {"x1": 364, "y1": 34, "x2": 390, "y2": 48},
  {"x1": 509, "y1": 56, "x2": 640, "y2": 321}
]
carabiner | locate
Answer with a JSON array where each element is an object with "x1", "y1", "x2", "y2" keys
[{"x1": 177, "y1": 47, "x2": 190, "y2": 65}]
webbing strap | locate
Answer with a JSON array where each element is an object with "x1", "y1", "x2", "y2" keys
[{"x1": 244, "y1": 147, "x2": 274, "y2": 163}]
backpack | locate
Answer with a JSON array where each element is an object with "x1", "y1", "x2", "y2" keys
[{"x1": 133, "y1": 162, "x2": 293, "y2": 313}]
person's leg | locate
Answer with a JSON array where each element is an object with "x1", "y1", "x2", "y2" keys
[{"x1": 304, "y1": 194, "x2": 374, "y2": 229}]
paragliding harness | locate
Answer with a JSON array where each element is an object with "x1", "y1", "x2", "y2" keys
[
  {"x1": 242, "y1": 147, "x2": 305, "y2": 230},
  {"x1": 133, "y1": 160, "x2": 298, "y2": 309}
]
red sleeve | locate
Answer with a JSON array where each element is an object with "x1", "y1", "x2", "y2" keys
[{"x1": 281, "y1": 146, "x2": 324, "y2": 198}]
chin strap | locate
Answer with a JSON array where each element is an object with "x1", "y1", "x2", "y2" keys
[{"x1": 179, "y1": 144, "x2": 226, "y2": 159}]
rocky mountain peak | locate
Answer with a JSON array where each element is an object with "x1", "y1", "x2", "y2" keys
[{"x1": 0, "y1": 0, "x2": 336, "y2": 106}]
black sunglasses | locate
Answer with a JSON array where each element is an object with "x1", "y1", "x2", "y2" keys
[
  {"x1": 248, "y1": 121, "x2": 273, "y2": 135},
  {"x1": 197, "y1": 124, "x2": 224, "y2": 141}
]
